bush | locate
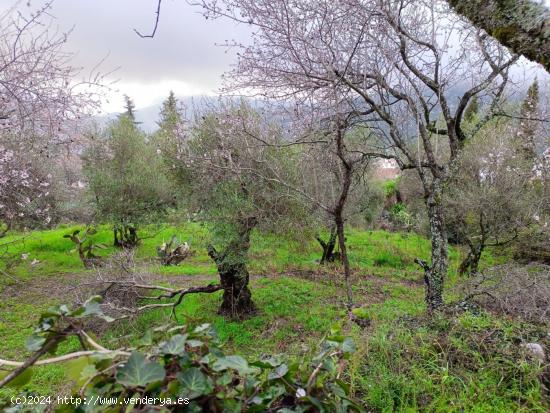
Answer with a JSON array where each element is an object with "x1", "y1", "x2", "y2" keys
[{"x1": 460, "y1": 263, "x2": 550, "y2": 325}]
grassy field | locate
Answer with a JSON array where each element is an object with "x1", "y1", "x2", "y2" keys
[{"x1": 0, "y1": 224, "x2": 547, "y2": 412}]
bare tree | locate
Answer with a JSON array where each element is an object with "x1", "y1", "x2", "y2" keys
[
  {"x1": 297, "y1": 111, "x2": 372, "y2": 309},
  {"x1": 195, "y1": 0, "x2": 524, "y2": 311}
]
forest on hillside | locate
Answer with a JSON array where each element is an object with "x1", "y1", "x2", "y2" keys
[{"x1": 1, "y1": 0, "x2": 549, "y2": 412}]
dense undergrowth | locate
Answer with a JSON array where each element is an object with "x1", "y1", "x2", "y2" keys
[{"x1": 0, "y1": 224, "x2": 546, "y2": 412}]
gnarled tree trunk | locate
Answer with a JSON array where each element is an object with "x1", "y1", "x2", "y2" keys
[
  {"x1": 422, "y1": 183, "x2": 448, "y2": 312},
  {"x1": 113, "y1": 224, "x2": 139, "y2": 248},
  {"x1": 316, "y1": 226, "x2": 339, "y2": 264},
  {"x1": 459, "y1": 243, "x2": 484, "y2": 276},
  {"x1": 207, "y1": 217, "x2": 257, "y2": 318},
  {"x1": 333, "y1": 122, "x2": 354, "y2": 310}
]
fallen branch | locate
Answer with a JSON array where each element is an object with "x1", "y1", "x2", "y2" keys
[{"x1": 0, "y1": 349, "x2": 131, "y2": 368}]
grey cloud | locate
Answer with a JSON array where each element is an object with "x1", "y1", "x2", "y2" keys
[{"x1": 1, "y1": 0, "x2": 251, "y2": 89}]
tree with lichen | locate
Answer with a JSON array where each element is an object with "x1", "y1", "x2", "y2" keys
[{"x1": 447, "y1": 0, "x2": 550, "y2": 71}]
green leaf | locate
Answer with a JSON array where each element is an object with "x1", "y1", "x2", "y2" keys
[
  {"x1": 77, "y1": 295, "x2": 114, "y2": 322},
  {"x1": 26, "y1": 334, "x2": 46, "y2": 351},
  {"x1": 213, "y1": 355, "x2": 256, "y2": 375},
  {"x1": 3, "y1": 368, "x2": 33, "y2": 388},
  {"x1": 160, "y1": 334, "x2": 187, "y2": 355},
  {"x1": 138, "y1": 330, "x2": 153, "y2": 347},
  {"x1": 267, "y1": 363, "x2": 288, "y2": 380},
  {"x1": 177, "y1": 367, "x2": 212, "y2": 399},
  {"x1": 341, "y1": 337, "x2": 356, "y2": 354},
  {"x1": 251, "y1": 355, "x2": 283, "y2": 369},
  {"x1": 116, "y1": 352, "x2": 165, "y2": 387},
  {"x1": 66, "y1": 356, "x2": 96, "y2": 385}
]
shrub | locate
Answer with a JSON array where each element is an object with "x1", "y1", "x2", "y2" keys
[{"x1": 460, "y1": 263, "x2": 550, "y2": 325}]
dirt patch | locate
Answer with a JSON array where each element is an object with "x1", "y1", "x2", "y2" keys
[{"x1": 0, "y1": 269, "x2": 220, "y2": 308}]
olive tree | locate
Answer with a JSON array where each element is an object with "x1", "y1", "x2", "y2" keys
[
  {"x1": 83, "y1": 111, "x2": 173, "y2": 247},
  {"x1": 447, "y1": 0, "x2": 549, "y2": 71},
  {"x1": 185, "y1": 102, "x2": 310, "y2": 317}
]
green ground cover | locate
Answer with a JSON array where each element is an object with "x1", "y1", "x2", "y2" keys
[{"x1": 0, "y1": 224, "x2": 545, "y2": 412}]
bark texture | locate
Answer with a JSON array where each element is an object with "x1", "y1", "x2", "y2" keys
[
  {"x1": 316, "y1": 226, "x2": 339, "y2": 265},
  {"x1": 333, "y1": 123, "x2": 354, "y2": 310},
  {"x1": 208, "y1": 217, "x2": 257, "y2": 318},
  {"x1": 422, "y1": 182, "x2": 448, "y2": 312},
  {"x1": 448, "y1": 0, "x2": 550, "y2": 71}
]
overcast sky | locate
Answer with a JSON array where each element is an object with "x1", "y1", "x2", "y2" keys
[
  {"x1": 1, "y1": 0, "x2": 549, "y2": 116},
  {"x1": 1, "y1": 0, "x2": 252, "y2": 112}
]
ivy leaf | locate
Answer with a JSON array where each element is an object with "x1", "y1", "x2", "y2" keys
[
  {"x1": 341, "y1": 337, "x2": 356, "y2": 354},
  {"x1": 26, "y1": 334, "x2": 46, "y2": 351},
  {"x1": 1, "y1": 368, "x2": 33, "y2": 388},
  {"x1": 116, "y1": 352, "x2": 165, "y2": 387},
  {"x1": 177, "y1": 367, "x2": 212, "y2": 399},
  {"x1": 138, "y1": 330, "x2": 153, "y2": 347},
  {"x1": 75, "y1": 295, "x2": 114, "y2": 322},
  {"x1": 160, "y1": 334, "x2": 187, "y2": 355},
  {"x1": 213, "y1": 355, "x2": 257, "y2": 375},
  {"x1": 186, "y1": 339, "x2": 203, "y2": 348},
  {"x1": 267, "y1": 363, "x2": 288, "y2": 380},
  {"x1": 66, "y1": 356, "x2": 95, "y2": 384},
  {"x1": 251, "y1": 355, "x2": 283, "y2": 369}
]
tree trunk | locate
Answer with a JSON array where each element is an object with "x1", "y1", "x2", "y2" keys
[
  {"x1": 208, "y1": 217, "x2": 257, "y2": 318},
  {"x1": 459, "y1": 243, "x2": 483, "y2": 276},
  {"x1": 113, "y1": 224, "x2": 139, "y2": 248},
  {"x1": 333, "y1": 122, "x2": 354, "y2": 310},
  {"x1": 448, "y1": 0, "x2": 550, "y2": 72},
  {"x1": 335, "y1": 214, "x2": 353, "y2": 310},
  {"x1": 470, "y1": 248, "x2": 482, "y2": 275},
  {"x1": 423, "y1": 185, "x2": 448, "y2": 312},
  {"x1": 316, "y1": 226, "x2": 339, "y2": 264}
]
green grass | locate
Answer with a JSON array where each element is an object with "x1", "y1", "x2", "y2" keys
[
  {"x1": 1, "y1": 224, "x2": 461, "y2": 282},
  {"x1": 0, "y1": 224, "x2": 547, "y2": 412},
  {"x1": 349, "y1": 311, "x2": 548, "y2": 412}
]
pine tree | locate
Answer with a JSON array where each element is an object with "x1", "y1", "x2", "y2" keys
[
  {"x1": 153, "y1": 91, "x2": 186, "y2": 160},
  {"x1": 122, "y1": 95, "x2": 138, "y2": 124},
  {"x1": 152, "y1": 92, "x2": 189, "y2": 199},
  {"x1": 157, "y1": 91, "x2": 182, "y2": 132},
  {"x1": 518, "y1": 79, "x2": 539, "y2": 161}
]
